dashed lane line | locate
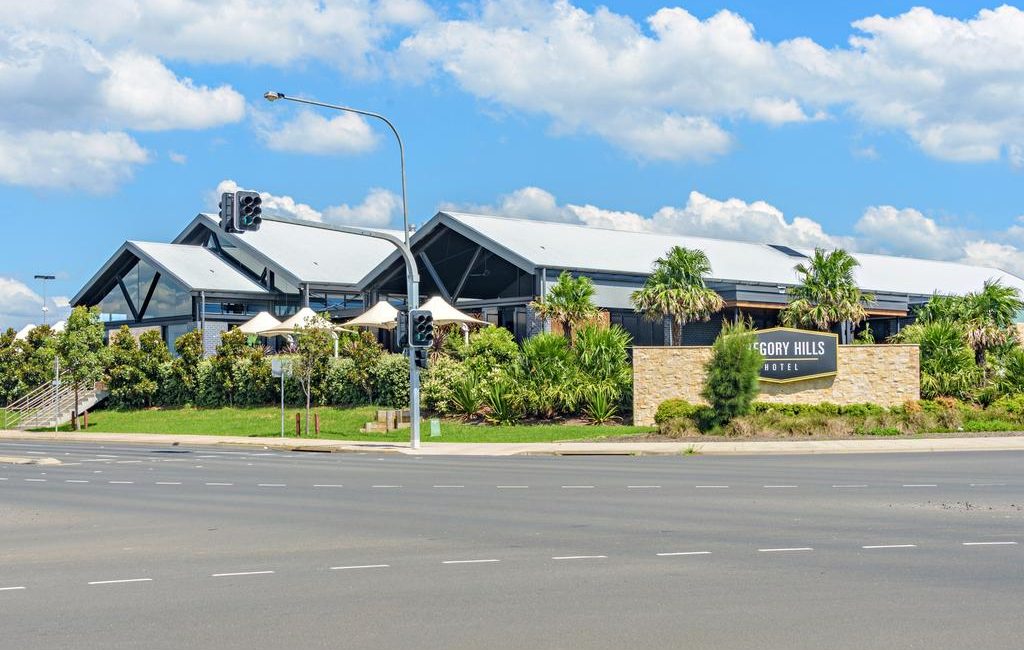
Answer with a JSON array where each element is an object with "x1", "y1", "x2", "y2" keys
[
  {"x1": 696, "y1": 485, "x2": 729, "y2": 489},
  {"x1": 24, "y1": 478, "x2": 46, "y2": 482},
  {"x1": 902, "y1": 484, "x2": 938, "y2": 487},
  {"x1": 657, "y1": 551, "x2": 712, "y2": 556},
  {"x1": 764, "y1": 485, "x2": 798, "y2": 488},
  {"x1": 963, "y1": 541, "x2": 1018, "y2": 546},
  {"x1": 442, "y1": 559, "x2": 500, "y2": 564},
  {"x1": 205, "y1": 482, "x2": 233, "y2": 486},
  {"x1": 627, "y1": 485, "x2": 661, "y2": 489},
  {"x1": 211, "y1": 571, "x2": 274, "y2": 578},
  {"x1": 258, "y1": 484, "x2": 286, "y2": 488},
  {"x1": 155, "y1": 482, "x2": 182, "y2": 485},
  {"x1": 561, "y1": 485, "x2": 594, "y2": 489},
  {"x1": 372, "y1": 485, "x2": 402, "y2": 488},
  {"x1": 330, "y1": 565, "x2": 389, "y2": 571},
  {"x1": 970, "y1": 483, "x2": 1007, "y2": 487},
  {"x1": 108, "y1": 481, "x2": 134, "y2": 485},
  {"x1": 758, "y1": 547, "x2": 813, "y2": 553},
  {"x1": 863, "y1": 544, "x2": 917, "y2": 550},
  {"x1": 314, "y1": 484, "x2": 345, "y2": 488},
  {"x1": 432, "y1": 485, "x2": 464, "y2": 488},
  {"x1": 88, "y1": 578, "x2": 152, "y2": 585},
  {"x1": 0, "y1": 586, "x2": 26, "y2": 592},
  {"x1": 552, "y1": 555, "x2": 607, "y2": 560},
  {"x1": 832, "y1": 484, "x2": 868, "y2": 488},
  {"x1": 65, "y1": 480, "x2": 88, "y2": 483},
  {"x1": 496, "y1": 485, "x2": 529, "y2": 489}
]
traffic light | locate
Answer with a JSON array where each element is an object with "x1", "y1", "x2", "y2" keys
[
  {"x1": 219, "y1": 192, "x2": 236, "y2": 232},
  {"x1": 409, "y1": 309, "x2": 434, "y2": 348},
  {"x1": 234, "y1": 191, "x2": 262, "y2": 232},
  {"x1": 395, "y1": 309, "x2": 408, "y2": 349},
  {"x1": 413, "y1": 348, "x2": 429, "y2": 370}
]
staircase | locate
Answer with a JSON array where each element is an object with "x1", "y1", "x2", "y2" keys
[{"x1": 2, "y1": 381, "x2": 109, "y2": 431}]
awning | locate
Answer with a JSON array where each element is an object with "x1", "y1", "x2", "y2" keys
[
  {"x1": 236, "y1": 311, "x2": 282, "y2": 335},
  {"x1": 259, "y1": 307, "x2": 340, "y2": 336},
  {"x1": 343, "y1": 300, "x2": 399, "y2": 330},
  {"x1": 419, "y1": 296, "x2": 488, "y2": 326},
  {"x1": 14, "y1": 324, "x2": 36, "y2": 340}
]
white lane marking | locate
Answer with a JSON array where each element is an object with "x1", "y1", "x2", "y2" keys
[
  {"x1": 24, "y1": 451, "x2": 46, "y2": 455},
  {"x1": 24, "y1": 478, "x2": 46, "y2": 482},
  {"x1": 657, "y1": 551, "x2": 712, "y2": 556},
  {"x1": 764, "y1": 485, "x2": 798, "y2": 488},
  {"x1": 696, "y1": 485, "x2": 729, "y2": 489},
  {"x1": 314, "y1": 484, "x2": 345, "y2": 488},
  {"x1": 758, "y1": 547, "x2": 813, "y2": 553},
  {"x1": 88, "y1": 578, "x2": 152, "y2": 585},
  {"x1": 330, "y1": 564, "x2": 389, "y2": 571},
  {"x1": 496, "y1": 485, "x2": 528, "y2": 489},
  {"x1": 627, "y1": 485, "x2": 661, "y2": 489},
  {"x1": 0, "y1": 477, "x2": 7, "y2": 480},
  {"x1": 115, "y1": 460, "x2": 142, "y2": 464},
  {"x1": 372, "y1": 485, "x2": 402, "y2": 488},
  {"x1": 258, "y1": 484, "x2": 286, "y2": 487},
  {"x1": 94, "y1": 455, "x2": 119, "y2": 458},
  {"x1": 205, "y1": 482, "x2": 233, "y2": 486},
  {"x1": 970, "y1": 483, "x2": 1007, "y2": 487},
  {"x1": 963, "y1": 541, "x2": 1018, "y2": 546},
  {"x1": 65, "y1": 480, "x2": 89, "y2": 483},
  {"x1": 862, "y1": 544, "x2": 917, "y2": 549},
  {"x1": 432, "y1": 485, "x2": 464, "y2": 488},
  {"x1": 902, "y1": 484, "x2": 937, "y2": 487},
  {"x1": 0, "y1": 586, "x2": 26, "y2": 591},
  {"x1": 552, "y1": 555, "x2": 607, "y2": 560},
  {"x1": 832, "y1": 484, "x2": 868, "y2": 488},
  {"x1": 211, "y1": 571, "x2": 274, "y2": 577},
  {"x1": 197, "y1": 456, "x2": 219, "y2": 459},
  {"x1": 109, "y1": 481, "x2": 134, "y2": 484},
  {"x1": 442, "y1": 559, "x2": 500, "y2": 564},
  {"x1": 155, "y1": 481, "x2": 182, "y2": 485},
  {"x1": 561, "y1": 485, "x2": 594, "y2": 489}
]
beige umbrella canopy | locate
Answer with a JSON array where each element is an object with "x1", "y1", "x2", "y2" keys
[
  {"x1": 259, "y1": 307, "x2": 339, "y2": 336},
  {"x1": 418, "y1": 296, "x2": 488, "y2": 326},
  {"x1": 236, "y1": 311, "x2": 282, "y2": 335},
  {"x1": 342, "y1": 300, "x2": 399, "y2": 330},
  {"x1": 14, "y1": 324, "x2": 36, "y2": 340}
]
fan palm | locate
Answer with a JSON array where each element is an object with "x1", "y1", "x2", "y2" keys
[
  {"x1": 631, "y1": 246, "x2": 725, "y2": 346},
  {"x1": 915, "y1": 280, "x2": 1022, "y2": 368},
  {"x1": 529, "y1": 271, "x2": 599, "y2": 344},
  {"x1": 779, "y1": 248, "x2": 874, "y2": 342}
]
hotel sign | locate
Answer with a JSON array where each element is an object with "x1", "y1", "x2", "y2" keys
[{"x1": 752, "y1": 327, "x2": 838, "y2": 383}]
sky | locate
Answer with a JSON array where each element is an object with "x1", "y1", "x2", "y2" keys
[{"x1": 2, "y1": 0, "x2": 1024, "y2": 329}]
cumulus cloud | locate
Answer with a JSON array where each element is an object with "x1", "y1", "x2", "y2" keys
[
  {"x1": 0, "y1": 130, "x2": 149, "y2": 193},
  {"x1": 397, "y1": 1, "x2": 1024, "y2": 164},
  {"x1": 0, "y1": 277, "x2": 70, "y2": 331},
  {"x1": 213, "y1": 180, "x2": 400, "y2": 227},
  {"x1": 256, "y1": 109, "x2": 377, "y2": 155},
  {"x1": 449, "y1": 185, "x2": 1024, "y2": 276}
]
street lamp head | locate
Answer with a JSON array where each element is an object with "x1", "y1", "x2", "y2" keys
[{"x1": 264, "y1": 91, "x2": 285, "y2": 102}]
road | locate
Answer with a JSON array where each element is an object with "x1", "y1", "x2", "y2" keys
[{"x1": 1, "y1": 440, "x2": 1022, "y2": 649}]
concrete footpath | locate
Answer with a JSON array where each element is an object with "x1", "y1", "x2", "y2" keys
[{"x1": 4, "y1": 429, "x2": 1024, "y2": 456}]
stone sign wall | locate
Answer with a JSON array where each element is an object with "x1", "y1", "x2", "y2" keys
[{"x1": 632, "y1": 344, "x2": 920, "y2": 427}]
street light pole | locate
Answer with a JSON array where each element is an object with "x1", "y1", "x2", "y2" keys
[
  {"x1": 34, "y1": 274, "x2": 55, "y2": 326},
  {"x1": 263, "y1": 90, "x2": 422, "y2": 448}
]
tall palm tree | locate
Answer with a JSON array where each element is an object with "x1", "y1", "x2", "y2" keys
[
  {"x1": 915, "y1": 280, "x2": 1022, "y2": 368},
  {"x1": 631, "y1": 246, "x2": 725, "y2": 346},
  {"x1": 779, "y1": 248, "x2": 874, "y2": 342},
  {"x1": 529, "y1": 271, "x2": 599, "y2": 344}
]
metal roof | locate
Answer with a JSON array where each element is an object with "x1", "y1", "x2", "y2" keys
[
  {"x1": 419, "y1": 211, "x2": 1024, "y2": 298},
  {"x1": 192, "y1": 213, "x2": 403, "y2": 287}
]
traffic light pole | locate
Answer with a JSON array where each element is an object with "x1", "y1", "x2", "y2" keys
[{"x1": 259, "y1": 215, "x2": 423, "y2": 449}]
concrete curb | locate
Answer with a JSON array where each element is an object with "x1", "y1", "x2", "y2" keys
[
  {"x1": 4, "y1": 429, "x2": 1024, "y2": 456},
  {"x1": 0, "y1": 455, "x2": 62, "y2": 465}
]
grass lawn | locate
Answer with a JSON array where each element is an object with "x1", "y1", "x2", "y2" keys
[{"x1": 49, "y1": 406, "x2": 655, "y2": 443}]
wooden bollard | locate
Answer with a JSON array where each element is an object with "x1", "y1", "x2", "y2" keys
[
  {"x1": 295, "y1": 412, "x2": 301, "y2": 437},
  {"x1": 314, "y1": 412, "x2": 320, "y2": 438}
]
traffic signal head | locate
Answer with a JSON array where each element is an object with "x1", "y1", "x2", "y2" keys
[
  {"x1": 409, "y1": 309, "x2": 434, "y2": 348},
  {"x1": 234, "y1": 191, "x2": 262, "y2": 232},
  {"x1": 413, "y1": 347, "x2": 429, "y2": 370},
  {"x1": 219, "y1": 192, "x2": 236, "y2": 232},
  {"x1": 395, "y1": 309, "x2": 409, "y2": 349}
]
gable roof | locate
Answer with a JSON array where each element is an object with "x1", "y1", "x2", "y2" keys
[
  {"x1": 391, "y1": 211, "x2": 1024, "y2": 298},
  {"x1": 180, "y1": 214, "x2": 403, "y2": 287}
]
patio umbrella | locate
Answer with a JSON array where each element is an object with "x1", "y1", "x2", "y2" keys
[
  {"x1": 258, "y1": 307, "x2": 348, "y2": 357},
  {"x1": 236, "y1": 311, "x2": 282, "y2": 335},
  {"x1": 418, "y1": 296, "x2": 489, "y2": 326},
  {"x1": 342, "y1": 300, "x2": 399, "y2": 330},
  {"x1": 14, "y1": 324, "x2": 36, "y2": 341}
]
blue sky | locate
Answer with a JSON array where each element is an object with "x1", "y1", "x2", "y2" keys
[{"x1": 2, "y1": 1, "x2": 1023, "y2": 328}]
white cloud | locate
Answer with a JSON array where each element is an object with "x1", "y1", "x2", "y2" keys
[
  {"x1": 0, "y1": 130, "x2": 149, "y2": 193},
  {"x1": 0, "y1": 277, "x2": 71, "y2": 331},
  {"x1": 212, "y1": 180, "x2": 400, "y2": 227},
  {"x1": 168, "y1": 151, "x2": 187, "y2": 164},
  {"x1": 451, "y1": 185, "x2": 1024, "y2": 277},
  {"x1": 398, "y1": 2, "x2": 1024, "y2": 164},
  {"x1": 256, "y1": 109, "x2": 377, "y2": 155}
]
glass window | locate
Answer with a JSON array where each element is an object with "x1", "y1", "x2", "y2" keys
[
  {"x1": 165, "y1": 322, "x2": 195, "y2": 357},
  {"x1": 97, "y1": 281, "x2": 132, "y2": 322},
  {"x1": 144, "y1": 269, "x2": 192, "y2": 319}
]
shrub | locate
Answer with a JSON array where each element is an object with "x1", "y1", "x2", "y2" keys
[
  {"x1": 997, "y1": 346, "x2": 1024, "y2": 395},
  {"x1": 655, "y1": 399, "x2": 702, "y2": 425},
  {"x1": 105, "y1": 326, "x2": 156, "y2": 410},
  {"x1": 837, "y1": 403, "x2": 886, "y2": 417},
  {"x1": 460, "y1": 326, "x2": 519, "y2": 377},
  {"x1": 369, "y1": 353, "x2": 410, "y2": 407},
  {"x1": 449, "y1": 372, "x2": 484, "y2": 419},
  {"x1": 421, "y1": 355, "x2": 469, "y2": 414},
  {"x1": 169, "y1": 329, "x2": 204, "y2": 405},
  {"x1": 900, "y1": 320, "x2": 981, "y2": 399},
  {"x1": 519, "y1": 333, "x2": 577, "y2": 417},
  {"x1": 582, "y1": 385, "x2": 620, "y2": 424},
  {"x1": 339, "y1": 331, "x2": 384, "y2": 402},
  {"x1": 482, "y1": 377, "x2": 523, "y2": 425},
  {"x1": 700, "y1": 320, "x2": 762, "y2": 429},
  {"x1": 326, "y1": 357, "x2": 364, "y2": 406}
]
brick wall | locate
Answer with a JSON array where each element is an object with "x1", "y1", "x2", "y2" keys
[{"x1": 632, "y1": 344, "x2": 920, "y2": 426}]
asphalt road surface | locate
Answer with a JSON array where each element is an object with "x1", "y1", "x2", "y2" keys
[{"x1": 2, "y1": 440, "x2": 1022, "y2": 649}]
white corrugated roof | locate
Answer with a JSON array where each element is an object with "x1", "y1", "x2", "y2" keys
[
  {"x1": 129, "y1": 241, "x2": 268, "y2": 294},
  {"x1": 443, "y1": 212, "x2": 1024, "y2": 297},
  {"x1": 198, "y1": 214, "x2": 402, "y2": 286}
]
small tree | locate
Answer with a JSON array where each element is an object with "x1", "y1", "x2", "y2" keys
[
  {"x1": 106, "y1": 326, "x2": 157, "y2": 410},
  {"x1": 55, "y1": 306, "x2": 105, "y2": 429},
  {"x1": 339, "y1": 330, "x2": 384, "y2": 402},
  {"x1": 138, "y1": 330, "x2": 171, "y2": 406},
  {"x1": 293, "y1": 326, "x2": 334, "y2": 435},
  {"x1": 0, "y1": 328, "x2": 21, "y2": 406},
  {"x1": 780, "y1": 248, "x2": 874, "y2": 342},
  {"x1": 169, "y1": 329, "x2": 204, "y2": 405},
  {"x1": 530, "y1": 271, "x2": 599, "y2": 344},
  {"x1": 700, "y1": 320, "x2": 763, "y2": 429},
  {"x1": 16, "y1": 325, "x2": 57, "y2": 393},
  {"x1": 631, "y1": 246, "x2": 725, "y2": 346}
]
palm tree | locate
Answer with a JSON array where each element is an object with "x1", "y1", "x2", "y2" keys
[
  {"x1": 914, "y1": 280, "x2": 1022, "y2": 368},
  {"x1": 631, "y1": 246, "x2": 725, "y2": 346},
  {"x1": 779, "y1": 248, "x2": 874, "y2": 342},
  {"x1": 529, "y1": 271, "x2": 599, "y2": 344}
]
